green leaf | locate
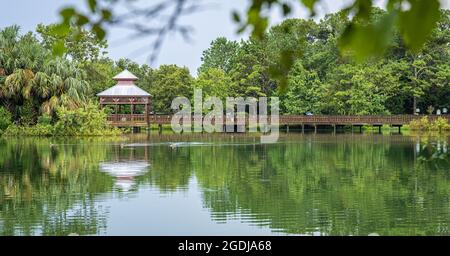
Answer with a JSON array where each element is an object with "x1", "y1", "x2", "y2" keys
[
  {"x1": 88, "y1": 0, "x2": 97, "y2": 13},
  {"x1": 232, "y1": 11, "x2": 241, "y2": 23},
  {"x1": 76, "y1": 14, "x2": 90, "y2": 26},
  {"x1": 60, "y1": 7, "x2": 75, "y2": 23},
  {"x1": 301, "y1": 0, "x2": 317, "y2": 14},
  {"x1": 237, "y1": 25, "x2": 247, "y2": 34},
  {"x1": 354, "y1": 0, "x2": 373, "y2": 20},
  {"x1": 101, "y1": 9, "x2": 113, "y2": 21},
  {"x1": 247, "y1": 8, "x2": 269, "y2": 39},
  {"x1": 282, "y1": 3, "x2": 291, "y2": 16},
  {"x1": 92, "y1": 24, "x2": 106, "y2": 40},
  {"x1": 339, "y1": 11, "x2": 396, "y2": 61},
  {"x1": 398, "y1": 0, "x2": 440, "y2": 51}
]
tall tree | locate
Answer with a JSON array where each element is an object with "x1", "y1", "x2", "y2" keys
[
  {"x1": 198, "y1": 37, "x2": 240, "y2": 74},
  {"x1": 147, "y1": 65, "x2": 193, "y2": 113},
  {"x1": 193, "y1": 68, "x2": 235, "y2": 99},
  {"x1": 0, "y1": 26, "x2": 91, "y2": 124}
]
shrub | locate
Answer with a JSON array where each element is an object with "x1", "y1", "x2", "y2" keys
[
  {"x1": 409, "y1": 116, "x2": 430, "y2": 131},
  {"x1": 430, "y1": 117, "x2": 450, "y2": 132},
  {"x1": 53, "y1": 103, "x2": 121, "y2": 136},
  {"x1": 37, "y1": 113, "x2": 53, "y2": 125},
  {"x1": 409, "y1": 116, "x2": 450, "y2": 132},
  {"x1": 2, "y1": 124, "x2": 54, "y2": 136},
  {"x1": 0, "y1": 107, "x2": 12, "y2": 132},
  {"x1": 2, "y1": 103, "x2": 121, "y2": 137}
]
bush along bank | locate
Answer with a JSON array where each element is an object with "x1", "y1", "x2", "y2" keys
[
  {"x1": 409, "y1": 117, "x2": 450, "y2": 132},
  {"x1": 2, "y1": 104, "x2": 122, "y2": 137}
]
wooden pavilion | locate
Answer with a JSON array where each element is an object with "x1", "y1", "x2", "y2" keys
[{"x1": 97, "y1": 70, "x2": 152, "y2": 128}]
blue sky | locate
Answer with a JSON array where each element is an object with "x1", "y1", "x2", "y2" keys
[{"x1": 1, "y1": 0, "x2": 448, "y2": 75}]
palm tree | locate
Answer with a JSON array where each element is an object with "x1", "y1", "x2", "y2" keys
[
  {"x1": 38, "y1": 58, "x2": 90, "y2": 114},
  {"x1": 0, "y1": 26, "x2": 92, "y2": 123}
]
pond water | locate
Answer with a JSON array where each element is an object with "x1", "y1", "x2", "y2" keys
[{"x1": 0, "y1": 133, "x2": 449, "y2": 236}]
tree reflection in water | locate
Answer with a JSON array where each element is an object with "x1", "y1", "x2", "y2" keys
[{"x1": 0, "y1": 134, "x2": 449, "y2": 236}]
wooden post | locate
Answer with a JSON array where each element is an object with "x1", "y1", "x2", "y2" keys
[
  {"x1": 314, "y1": 124, "x2": 317, "y2": 134},
  {"x1": 301, "y1": 124, "x2": 304, "y2": 134},
  {"x1": 130, "y1": 102, "x2": 134, "y2": 122},
  {"x1": 115, "y1": 105, "x2": 119, "y2": 122},
  {"x1": 286, "y1": 125, "x2": 289, "y2": 133},
  {"x1": 147, "y1": 103, "x2": 151, "y2": 132},
  {"x1": 333, "y1": 124, "x2": 336, "y2": 134}
]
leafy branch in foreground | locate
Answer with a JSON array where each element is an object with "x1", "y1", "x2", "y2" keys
[{"x1": 54, "y1": 0, "x2": 204, "y2": 64}]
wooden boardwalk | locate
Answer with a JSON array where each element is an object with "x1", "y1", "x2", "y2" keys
[{"x1": 107, "y1": 114, "x2": 450, "y2": 132}]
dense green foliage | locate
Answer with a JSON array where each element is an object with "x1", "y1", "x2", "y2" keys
[
  {"x1": 0, "y1": 8, "x2": 449, "y2": 136},
  {"x1": 197, "y1": 9, "x2": 449, "y2": 115},
  {"x1": 0, "y1": 25, "x2": 91, "y2": 124},
  {"x1": 0, "y1": 106, "x2": 11, "y2": 131},
  {"x1": 52, "y1": 103, "x2": 121, "y2": 136},
  {"x1": 3, "y1": 103, "x2": 120, "y2": 136},
  {"x1": 409, "y1": 117, "x2": 450, "y2": 132}
]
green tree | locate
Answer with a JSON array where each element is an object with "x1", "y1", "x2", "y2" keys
[
  {"x1": 281, "y1": 62, "x2": 326, "y2": 114},
  {"x1": 325, "y1": 63, "x2": 392, "y2": 115},
  {"x1": 198, "y1": 37, "x2": 240, "y2": 74},
  {"x1": 146, "y1": 65, "x2": 193, "y2": 113},
  {"x1": 193, "y1": 68, "x2": 234, "y2": 99},
  {"x1": 228, "y1": 39, "x2": 273, "y2": 98},
  {"x1": 0, "y1": 26, "x2": 91, "y2": 124},
  {"x1": 80, "y1": 58, "x2": 117, "y2": 96}
]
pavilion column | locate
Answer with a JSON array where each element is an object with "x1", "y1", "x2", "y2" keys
[
  {"x1": 115, "y1": 105, "x2": 119, "y2": 122},
  {"x1": 130, "y1": 102, "x2": 134, "y2": 122},
  {"x1": 145, "y1": 103, "x2": 149, "y2": 126}
]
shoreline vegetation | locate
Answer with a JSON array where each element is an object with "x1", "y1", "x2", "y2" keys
[
  {"x1": 0, "y1": 8, "x2": 449, "y2": 137},
  {"x1": 1, "y1": 104, "x2": 122, "y2": 137},
  {"x1": 1, "y1": 115, "x2": 449, "y2": 137}
]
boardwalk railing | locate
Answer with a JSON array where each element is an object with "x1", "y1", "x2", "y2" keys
[
  {"x1": 107, "y1": 114, "x2": 146, "y2": 123},
  {"x1": 278, "y1": 115, "x2": 449, "y2": 125},
  {"x1": 107, "y1": 114, "x2": 450, "y2": 127}
]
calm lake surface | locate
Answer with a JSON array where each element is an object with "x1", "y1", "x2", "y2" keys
[{"x1": 0, "y1": 133, "x2": 449, "y2": 236}]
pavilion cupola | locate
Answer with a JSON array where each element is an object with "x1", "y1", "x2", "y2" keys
[
  {"x1": 97, "y1": 69, "x2": 151, "y2": 98},
  {"x1": 113, "y1": 69, "x2": 139, "y2": 86}
]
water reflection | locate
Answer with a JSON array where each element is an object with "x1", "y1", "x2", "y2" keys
[
  {"x1": 0, "y1": 134, "x2": 449, "y2": 236},
  {"x1": 99, "y1": 161, "x2": 150, "y2": 191}
]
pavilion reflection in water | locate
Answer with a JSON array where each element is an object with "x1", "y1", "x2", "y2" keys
[{"x1": 99, "y1": 160, "x2": 150, "y2": 191}]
